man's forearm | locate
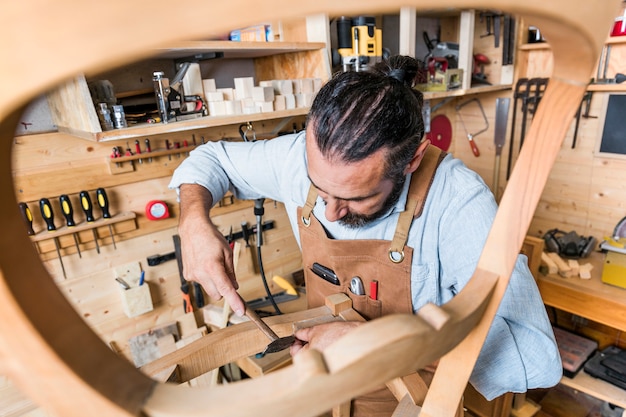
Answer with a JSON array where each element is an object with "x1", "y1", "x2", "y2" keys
[{"x1": 178, "y1": 183, "x2": 215, "y2": 227}]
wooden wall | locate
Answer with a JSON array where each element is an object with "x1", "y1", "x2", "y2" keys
[{"x1": 11, "y1": 117, "x2": 305, "y2": 364}]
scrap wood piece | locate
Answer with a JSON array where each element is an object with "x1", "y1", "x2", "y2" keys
[
  {"x1": 129, "y1": 322, "x2": 179, "y2": 367},
  {"x1": 546, "y1": 252, "x2": 574, "y2": 277},
  {"x1": 567, "y1": 259, "x2": 580, "y2": 277},
  {"x1": 540, "y1": 252, "x2": 558, "y2": 275},
  {"x1": 579, "y1": 263, "x2": 594, "y2": 279}
]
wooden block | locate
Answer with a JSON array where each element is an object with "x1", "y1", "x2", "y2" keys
[
  {"x1": 224, "y1": 100, "x2": 242, "y2": 115},
  {"x1": 181, "y1": 63, "x2": 203, "y2": 97},
  {"x1": 202, "y1": 304, "x2": 246, "y2": 329},
  {"x1": 325, "y1": 293, "x2": 352, "y2": 315},
  {"x1": 234, "y1": 77, "x2": 255, "y2": 99},
  {"x1": 521, "y1": 235, "x2": 545, "y2": 277},
  {"x1": 567, "y1": 259, "x2": 580, "y2": 277},
  {"x1": 273, "y1": 79, "x2": 293, "y2": 95},
  {"x1": 579, "y1": 262, "x2": 594, "y2": 279},
  {"x1": 202, "y1": 78, "x2": 216, "y2": 93},
  {"x1": 547, "y1": 252, "x2": 574, "y2": 277},
  {"x1": 205, "y1": 91, "x2": 224, "y2": 102},
  {"x1": 217, "y1": 87, "x2": 235, "y2": 100},
  {"x1": 114, "y1": 261, "x2": 142, "y2": 287},
  {"x1": 252, "y1": 86, "x2": 274, "y2": 102},
  {"x1": 273, "y1": 95, "x2": 286, "y2": 111},
  {"x1": 541, "y1": 251, "x2": 558, "y2": 275},
  {"x1": 297, "y1": 78, "x2": 314, "y2": 94},
  {"x1": 256, "y1": 101, "x2": 274, "y2": 112},
  {"x1": 208, "y1": 101, "x2": 226, "y2": 116},
  {"x1": 119, "y1": 284, "x2": 153, "y2": 318},
  {"x1": 128, "y1": 322, "x2": 179, "y2": 367},
  {"x1": 284, "y1": 94, "x2": 296, "y2": 109}
]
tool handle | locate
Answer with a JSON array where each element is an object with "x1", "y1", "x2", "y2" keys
[
  {"x1": 467, "y1": 134, "x2": 480, "y2": 157},
  {"x1": 96, "y1": 188, "x2": 112, "y2": 219},
  {"x1": 193, "y1": 282, "x2": 205, "y2": 308},
  {"x1": 18, "y1": 202, "x2": 35, "y2": 235},
  {"x1": 59, "y1": 195, "x2": 76, "y2": 227},
  {"x1": 181, "y1": 284, "x2": 193, "y2": 313},
  {"x1": 79, "y1": 190, "x2": 95, "y2": 222},
  {"x1": 134, "y1": 140, "x2": 142, "y2": 155},
  {"x1": 245, "y1": 304, "x2": 279, "y2": 341},
  {"x1": 144, "y1": 138, "x2": 152, "y2": 152},
  {"x1": 39, "y1": 198, "x2": 56, "y2": 231}
]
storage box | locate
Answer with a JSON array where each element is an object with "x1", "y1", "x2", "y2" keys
[
  {"x1": 119, "y1": 284, "x2": 153, "y2": 318},
  {"x1": 553, "y1": 326, "x2": 598, "y2": 377},
  {"x1": 602, "y1": 251, "x2": 626, "y2": 288}
]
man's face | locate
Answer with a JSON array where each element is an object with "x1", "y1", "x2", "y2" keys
[{"x1": 306, "y1": 135, "x2": 404, "y2": 228}]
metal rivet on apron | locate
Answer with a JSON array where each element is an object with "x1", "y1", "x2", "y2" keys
[
  {"x1": 388, "y1": 250, "x2": 404, "y2": 263},
  {"x1": 301, "y1": 215, "x2": 311, "y2": 227}
]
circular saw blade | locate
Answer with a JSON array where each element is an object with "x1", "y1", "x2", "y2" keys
[{"x1": 426, "y1": 114, "x2": 452, "y2": 151}]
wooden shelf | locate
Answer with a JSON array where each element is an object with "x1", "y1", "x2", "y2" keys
[
  {"x1": 561, "y1": 371, "x2": 626, "y2": 409},
  {"x1": 61, "y1": 108, "x2": 310, "y2": 142},
  {"x1": 537, "y1": 250, "x2": 626, "y2": 406},
  {"x1": 587, "y1": 83, "x2": 626, "y2": 92},
  {"x1": 422, "y1": 84, "x2": 512, "y2": 100},
  {"x1": 154, "y1": 41, "x2": 327, "y2": 59}
]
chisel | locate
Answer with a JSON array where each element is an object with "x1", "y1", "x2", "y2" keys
[
  {"x1": 39, "y1": 198, "x2": 67, "y2": 279},
  {"x1": 79, "y1": 190, "x2": 100, "y2": 254},
  {"x1": 173, "y1": 234, "x2": 193, "y2": 314},
  {"x1": 59, "y1": 194, "x2": 82, "y2": 258},
  {"x1": 96, "y1": 188, "x2": 116, "y2": 249}
]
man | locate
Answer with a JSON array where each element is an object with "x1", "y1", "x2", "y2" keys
[{"x1": 170, "y1": 55, "x2": 561, "y2": 415}]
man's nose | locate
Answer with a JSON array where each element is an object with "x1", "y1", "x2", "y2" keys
[{"x1": 324, "y1": 199, "x2": 348, "y2": 222}]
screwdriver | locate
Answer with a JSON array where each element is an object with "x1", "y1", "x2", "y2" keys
[
  {"x1": 134, "y1": 140, "x2": 143, "y2": 164},
  {"x1": 59, "y1": 195, "x2": 82, "y2": 258},
  {"x1": 18, "y1": 202, "x2": 35, "y2": 236},
  {"x1": 39, "y1": 198, "x2": 67, "y2": 279},
  {"x1": 79, "y1": 190, "x2": 100, "y2": 254},
  {"x1": 96, "y1": 187, "x2": 116, "y2": 249},
  {"x1": 144, "y1": 138, "x2": 152, "y2": 162}
]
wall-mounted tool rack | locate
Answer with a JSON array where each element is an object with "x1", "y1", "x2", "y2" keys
[
  {"x1": 30, "y1": 211, "x2": 137, "y2": 251},
  {"x1": 108, "y1": 145, "x2": 197, "y2": 174}
]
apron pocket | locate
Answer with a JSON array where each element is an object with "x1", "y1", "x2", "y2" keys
[{"x1": 350, "y1": 293, "x2": 382, "y2": 321}]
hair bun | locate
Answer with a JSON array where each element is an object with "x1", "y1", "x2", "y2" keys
[{"x1": 388, "y1": 68, "x2": 406, "y2": 83}]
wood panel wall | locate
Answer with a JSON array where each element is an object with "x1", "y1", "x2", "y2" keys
[{"x1": 11, "y1": 117, "x2": 305, "y2": 363}]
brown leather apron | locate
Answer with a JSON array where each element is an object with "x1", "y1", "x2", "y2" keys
[{"x1": 297, "y1": 145, "x2": 445, "y2": 416}]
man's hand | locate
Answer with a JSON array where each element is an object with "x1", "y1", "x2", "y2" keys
[
  {"x1": 178, "y1": 184, "x2": 245, "y2": 315},
  {"x1": 290, "y1": 321, "x2": 362, "y2": 356}
]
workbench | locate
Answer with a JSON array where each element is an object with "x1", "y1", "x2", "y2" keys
[{"x1": 536, "y1": 250, "x2": 626, "y2": 408}]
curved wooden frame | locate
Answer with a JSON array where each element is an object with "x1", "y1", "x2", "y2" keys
[{"x1": 0, "y1": 1, "x2": 620, "y2": 416}]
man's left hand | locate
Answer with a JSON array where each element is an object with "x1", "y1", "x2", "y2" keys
[{"x1": 290, "y1": 321, "x2": 362, "y2": 356}]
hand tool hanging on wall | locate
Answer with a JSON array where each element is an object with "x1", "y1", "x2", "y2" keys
[
  {"x1": 59, "y1": 195, "x2": 82, "y2": 258},
  {"x1": 39, "y1": 198, "x2": 67, "y2": 279},
  {"x1": 456, "y1": 97, "x2": 489, "y2": 157},
  {"x1": 425, "y1": 114, "x2": 452, "y2": 151},
  {"x1": 506, "y1": 77, "x2": 548, "y2": 180},
  {"x1": 492, "y1": 98, "x2": 510, "y2": 201},
  {"x1": 18, "y1": 202, "x2": 35, "y2": 236},
  {"x1": 172, "y1": 234, "x2": 193, "y2": 314},
  {"x1": 79, "y1": 190, "x2": 100, "y2": 254},
  {"x1": 96, "y1": 188, "x2": 116, "y2": 249}
]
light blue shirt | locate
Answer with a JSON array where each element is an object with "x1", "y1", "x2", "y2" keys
[{"x1": 169, "y1": 132, "x2": 562, "y2": 400}]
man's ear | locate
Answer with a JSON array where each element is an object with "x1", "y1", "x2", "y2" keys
[{"x1": 404, "y1": 139, "x2": 431, "y2": 175}]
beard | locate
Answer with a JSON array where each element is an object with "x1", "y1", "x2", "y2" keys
[{"x1": 338, "y1": 176, "x2": 406, "y2": 229}]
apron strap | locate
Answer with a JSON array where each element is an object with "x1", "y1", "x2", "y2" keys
[
  {"x1": 389, "y1": 145, "x2": 445, "y2": 263},
  {"x1": 301, "y1": 184, "x2": 319, "y2": 227}
]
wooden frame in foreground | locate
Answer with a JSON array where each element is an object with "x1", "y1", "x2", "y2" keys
[{"x1": 0, "y1": 1, "x2": 621, "y2": 416}]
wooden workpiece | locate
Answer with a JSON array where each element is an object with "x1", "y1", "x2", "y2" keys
[{"x1": 0, "y1": 0, "x2": 622, "y2": 416}]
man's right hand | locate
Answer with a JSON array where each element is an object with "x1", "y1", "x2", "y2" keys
[{"x1": 177, "y1": 184, "x2": 245, "y2": 316}]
